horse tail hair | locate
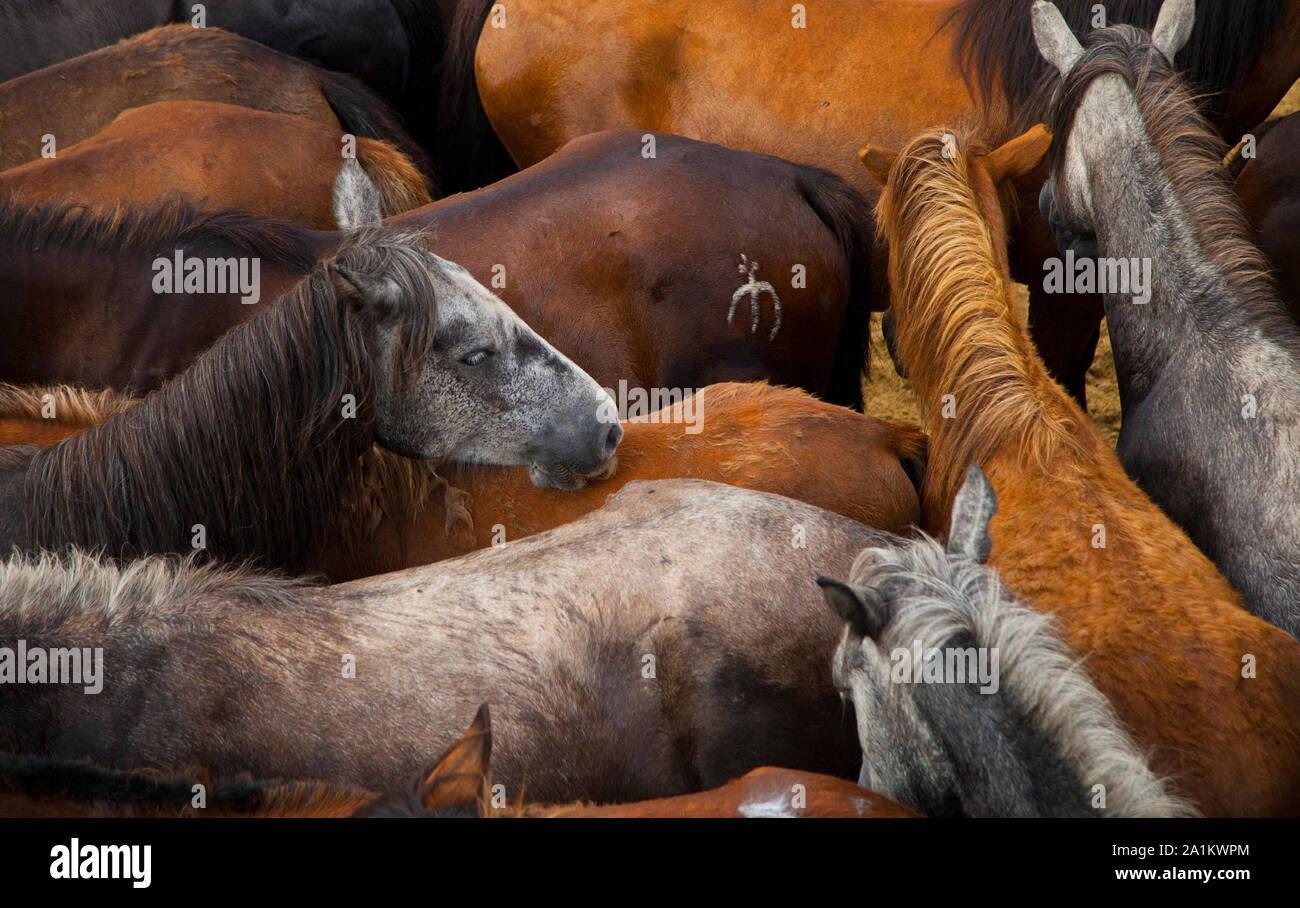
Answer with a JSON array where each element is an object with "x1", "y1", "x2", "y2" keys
[
  {"x1": 319, "y1": 68, "x2": 437, "y2": 193},
  {"x1": 797, "y1": 164, "x2": 875, "y2": 411},
  {"x1": 355, "y1": 137, "x2": 436, "y2": 214},
  {"x1": 436, "y1": 0, "x2": 517, "y2": 192}
]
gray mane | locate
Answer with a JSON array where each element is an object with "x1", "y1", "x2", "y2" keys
[
  {"x1": 0, "y1": 549, "x2": 315, "y2": 633},
  {"x1": 846, "y1": 535, "x2": 1196, "y2": 818}
]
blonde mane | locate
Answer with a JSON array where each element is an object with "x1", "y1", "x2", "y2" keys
[{"x1": 874, "y1": 129, "x2": 1090, "y2": 518}]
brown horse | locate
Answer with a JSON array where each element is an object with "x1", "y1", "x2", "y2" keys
[
  {"x1": 1236, "y1": 112, "x2": 1300, "y2": 325},
  {"x1": 0, "y1": 381, "x2": 926, "y2": 581},
  {"x1": 467, "y1": 0, "x2": 1300, "y2": 401},
  {"x1": 0, "y1": 710, "x2": 920, "y2": 818},
  {"x1": 862, "y1": 122, "x2": 1300, "y2": 816},
  {"x1": 0, "y1": 102, "x2": 432, "y2": 229},
  {"x1": 1, "y1": 130, "x2": 874, "y2": 408},
  {"x1": 0, "y1": 25, "x2": 429, "y2": 179}
]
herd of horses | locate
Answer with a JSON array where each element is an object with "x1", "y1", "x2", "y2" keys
[{"x1": 1, "y1": 0, "x2": 1299, "y2": 819}]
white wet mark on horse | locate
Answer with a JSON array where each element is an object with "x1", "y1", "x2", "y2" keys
[{"x1": 728, "y1": 254, "x2": 781, "y2": 340}]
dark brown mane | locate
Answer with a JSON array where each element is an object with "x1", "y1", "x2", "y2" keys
[
  {"x1": 13, "y1": 226, "x2": 440, "y2": 572},
  {"x1": 1047, "y1": 24, "x2": 1295, "y2": 344},
  {"x1": 944, "y1": 0, "x2": 1288, "y2": 129},
  {"x1": 0, "y1": 193, "x2": 325, "y2": 270}
]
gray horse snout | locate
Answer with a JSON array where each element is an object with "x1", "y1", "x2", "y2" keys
[
  {"x1": 546, "y1": 409, "x2": 622, "y2": 474},
  {"x1": 601, "y1": 421, "x2": 624, "y2": 461}
]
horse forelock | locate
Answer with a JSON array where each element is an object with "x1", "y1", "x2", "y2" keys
[
  {"x1": 876, "y1": 129, "x2": 1087, "y2": 519},
  {"x1": 1048, "y1": 25, "x2": 1296, "y2": 345},
  {"x1": 848, "y1": 535, "x2": 1196, "y2": 817}
]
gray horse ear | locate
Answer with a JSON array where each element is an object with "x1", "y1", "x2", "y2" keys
[
  {"x1": 817, "y1": 576, "x2": 888, "y2": 639},
  {"x1": 327, "y1": 261, "x2": 402, "y2": 316},
  {"x1": 946, "y1": 464, "x2": 998, "y2": 563},
  {"x1": 1151, "y1": 0, "x2": 1194, "y2": 62},
  {"x1": 1031, "y1": 0, "x2": 1085, "y2": 76},
  {"x1": 333, "y1": 158, "x2": 383, "y2": 232}
]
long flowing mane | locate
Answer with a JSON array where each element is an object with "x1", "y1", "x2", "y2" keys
[
  {"x1": 943, "y1": 0, "x2": 1288, "y2": 127},
  {"x1": 0, "y1": 193, "x2": 325, "y2": 268},
  {"x1": 10, "y1": 226, "x2": 439, "y2": 572},
  {"x1": 874, "y1": 129, "x2": 1088, "y2": 515},
  {"x1": 1046, "y1": 24, "x2": 1297, "y2": 344},
  {"x1": 846, "y1": 537, "x2": 1196, "y2": 816}
]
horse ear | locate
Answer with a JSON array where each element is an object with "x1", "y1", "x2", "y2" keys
[
  {"x1": 859, "y1": 144, "x2": 897, "y2": 186},
  {"x1": 333, "y1": 158, "x2": 383, "y2": 231},
  {"x1": 327, "y1": 261, "x2": 402, "y2": 316},
  {"x1": 982, "y1": 124, "x2": 1053, "y2": 184},
  {"x1": 1031, "y1": 0, "x2": 1084, "y2": 76},
  {"x1": 1151, "y1": 0, "x2": 1194, "y2": 62},
  {"x1": 817, "y1": 576, "x2": 888, "y2": 639},
  {"x1": 416, "y1": 704, "x2": 492, "y2": 814},
  {"x1": 946, "y1": 465, "x2": 999, "y2": 564}
]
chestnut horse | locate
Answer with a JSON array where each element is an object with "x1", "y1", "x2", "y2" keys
[
  {"x1": 0, "y1": 2, "x2": 502, "y2": 191},
  {"x1": 1236, "y1": 112, "x2": 1300, "y2": 325},
  {"x1": 0, "y1": 710, "x2": 920, "y2": 819},
  {"x1": 467, "y1": 0, "x2": 1300, "y2": 401},
  {"x1": 1, "y1": 131, "x2": 874, "y2": 409},
  {"x1": 0, "y1": 102, "x2": 432, "y2": 229},
  {"x1": 0, "y1": 481, "x2": 890, "y2": 801},
  {"x1": 0, "y1": 381, "x2": 926, "y2": 581},
  {"x1": 1034, "y1": 0, "x2": 1300, "y2": 639},
  {"x1": 0, "y1": 25, "x2": 428, "y2": 178},
  {"x1": 862, "y1": 123, "x2": 1300, "y2": 816},
  {"x1": 0, "y1": 1, "x2": 409, "y2": 97},
  {"x1": 0, "y1": 165, "x2": 618, "y2": 573}
]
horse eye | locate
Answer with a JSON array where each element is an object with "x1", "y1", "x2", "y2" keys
[{"x1": 461, "y1": 348, "x2": 495, "y2": 366}]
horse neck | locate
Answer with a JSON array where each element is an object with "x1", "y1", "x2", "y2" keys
[
  {"x1": 1076, "y1": 76, "x2": 1295, "y2": 411},
  {"x1": 21, "y1": 277, "x2": 375, "y2": 571},
  {"x1": 888, "y1": 171, "x2": 1085, "y2": 521}
]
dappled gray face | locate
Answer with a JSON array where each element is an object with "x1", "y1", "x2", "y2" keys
[{"x1": 372, "y1": 254, "x2": 621, "y2": 489}]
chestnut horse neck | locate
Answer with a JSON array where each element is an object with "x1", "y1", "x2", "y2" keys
[{"x1": 875, "y1": 130, "x2": 1088, "y2": 526}]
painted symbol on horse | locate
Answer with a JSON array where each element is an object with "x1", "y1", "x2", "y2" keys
[{"x1": 728, "y1": 254, "x2": 781, "y2": 340}]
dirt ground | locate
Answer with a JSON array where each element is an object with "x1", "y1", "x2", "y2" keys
[{"x1": 863, "y1": 80, "x2": 1300, "y2": 446}]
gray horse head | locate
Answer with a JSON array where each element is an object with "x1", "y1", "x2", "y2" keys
[
  {"x1": 819, "y1": 465, "x2": 1193, "y2": 817},
  {"x1": 1031, "y1": 0, "x2": 1194, "y2": 244},
  {"x1": 331, "y1": 160, "x2": 621, "y2": 489}
]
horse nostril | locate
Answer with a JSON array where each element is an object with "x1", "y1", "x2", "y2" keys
[{"x1": 601, "y1": 421, "x2": 623, "y2": 460}]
